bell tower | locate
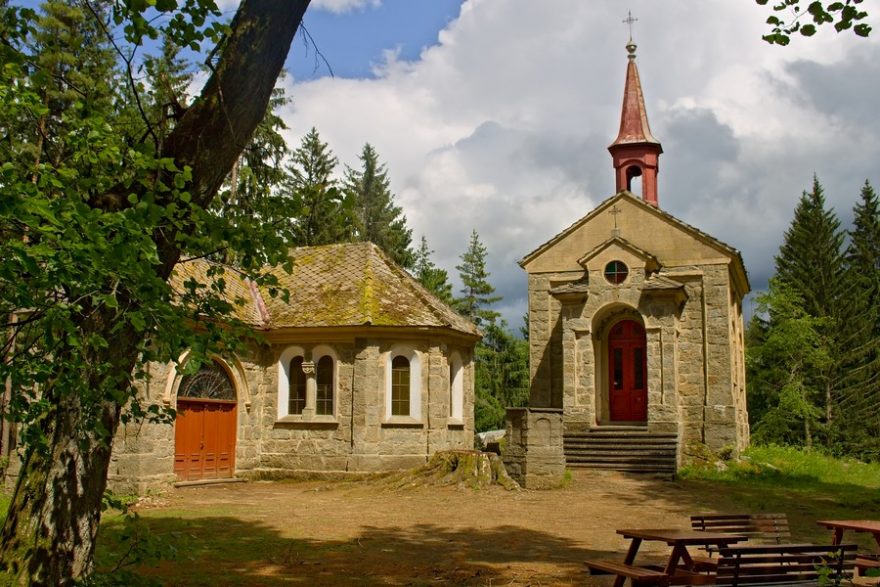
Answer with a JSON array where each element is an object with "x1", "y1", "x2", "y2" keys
[{"x1": 608, "y1": 30, "x2": 663, "y2": 207}]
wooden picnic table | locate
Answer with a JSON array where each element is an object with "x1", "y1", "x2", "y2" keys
[
  {"x1": 817, "y1": 519, "x2": 880, "y2": 574},
  {"x1": 611, "y1": 529, "x2": 746, "y2": 586},
  {"x1": 817, "y1": 519, "x2": 880, "y2": 547}
]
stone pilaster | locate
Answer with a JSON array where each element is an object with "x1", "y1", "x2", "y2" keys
[{"x1": 501, "y1": 407, "x2": 565, "y2": 489}]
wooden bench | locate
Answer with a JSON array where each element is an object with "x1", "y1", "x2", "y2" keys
[
  {"x1": 691, "y1": 513, "x2": 791, "y2": 545},
  {"x1": 690, "y1": 513, "x2": 791, "y2": 571},
  {"x1": 856, "y1": 553, "x2": 880, "y2": 574},
  {"x1": 710, "y1": 543, "x2": 858, "y2": 586},
  {"x1": 585, "y1": 560, "x2": 670, "y2": 586}
]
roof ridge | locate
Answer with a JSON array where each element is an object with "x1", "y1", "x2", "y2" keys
[{"x1": 361, "y1": 244, "x2": 375, "y2": 325}]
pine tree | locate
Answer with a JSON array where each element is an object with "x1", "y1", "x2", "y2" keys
[
  {"x1": 454, "y1": 229, "x2": 501, "y2": 327},
  {"x1": 412, "y1": 236, "x2": 453, "y2": 304},
  {"x1": 772, "y1": 176, "x2": 845, "y2": 428},
  {"x1": 286, "y1": 128, "x2": 350, "y2": 246},
  {"x1": 344, "y1": 143, "x2": 414, "y2": 267},
  {"x1": 775, "y1": 177, "x2": 846, "y2": 320}
]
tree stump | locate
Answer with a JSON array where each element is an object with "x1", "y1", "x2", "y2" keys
[{"x1": 385, "y1": 450, "x2": 519, "y2": 491}]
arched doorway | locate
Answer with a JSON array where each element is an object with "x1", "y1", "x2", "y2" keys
[
  {"x1": 174, "y1": 360, "x2": 237, "y2": 481},
  {"x1": 607, "y1": 320, "x2": 647, "y2": 422}
]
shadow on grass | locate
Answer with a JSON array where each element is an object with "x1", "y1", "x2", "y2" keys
[{"x1": 97, "y1": 516, "x2": 622, "y2": 586}]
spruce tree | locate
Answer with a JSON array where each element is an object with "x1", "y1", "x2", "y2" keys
[
  {"x1": 286, "y1": 127, "x2": 351, "y2": 246},
  {"x1": 836, "y1": 181, "x2": 880, "y2": 458},
  {"x1": 774, "y1": 176, "x2": 846, "y2": 320},
  {"x1": 772, "y1": 176, "x2": 845, "y2": 428},
  {"x1": 344, "y1": 143, "x2": 414, "y2": 267},
  {"x1": 412, "y1": 236, "x2": 453, "y2": 304},
  {"x1": 454, "y1": 229, "x2": 501, "y2": 327}
]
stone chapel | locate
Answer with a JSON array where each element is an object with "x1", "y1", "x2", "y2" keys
[{"x1": 502, "y1": 40, "x2": 750, "y2": 488}]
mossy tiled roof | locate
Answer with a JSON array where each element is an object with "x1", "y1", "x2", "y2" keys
[
  {"x1": 170, "y1": 261, "x2": 263, "y2": 325},
  {"x1": 170, "y1": 243, "x2": 479, "y2": 337},
  {"x1": 263, "y1": 243, "x2": 479, "y2": 336}
]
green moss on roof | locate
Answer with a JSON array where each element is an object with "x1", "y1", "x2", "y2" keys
[{"x1": 259, "y1": 242, "x2": 479, "y2": 336}]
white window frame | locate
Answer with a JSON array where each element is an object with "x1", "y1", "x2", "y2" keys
[
  {"x1": 385, "y1": 345, "x2": 421, "y2": 421},
  {"x1": 449, "y1": 351, "x2": 464, "y2": 423},
  {"x1": 277, "y1": 345, "x2": 305, "y2": 419}
]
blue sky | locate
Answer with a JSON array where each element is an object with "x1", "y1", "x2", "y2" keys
[{"x1": 288, "y1": 0, "x2": 463, "y2": 81}]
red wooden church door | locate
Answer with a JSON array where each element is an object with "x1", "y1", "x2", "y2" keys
[
  {"x1": 608, "y1": 320, "x2": 648, "y2": 422},
  {"x1": 174, "y1": 362, "x2": 237, "y2": 481}
]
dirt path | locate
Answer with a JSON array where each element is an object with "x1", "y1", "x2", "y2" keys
[{"x1": 123, "y1": 469, "x2": 736, "y2": 586}]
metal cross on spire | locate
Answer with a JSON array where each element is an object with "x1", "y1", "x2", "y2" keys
[{"x1": 623, "y1": 10, "x2": 638, "y2": 42}]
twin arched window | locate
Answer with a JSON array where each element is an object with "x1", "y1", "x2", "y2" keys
[{"x1": 278, "y1": 347, "x2": 335, "y2": 420}]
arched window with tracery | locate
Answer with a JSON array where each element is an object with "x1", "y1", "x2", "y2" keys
[{"x1": 178, "y1": 361, "x2": 236, "y2": 401}]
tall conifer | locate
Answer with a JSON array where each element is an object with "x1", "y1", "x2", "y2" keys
[
  {"x1": 412, "y1": 236, "x2": 453, "y2": 304},
  {"x1": 837, "y1": 181, "x2": 880, "y2": 458},
  {"x1": 772, "y1": 176, "x2": 845, "y2": 426},
  {"x1": 344, "y1": 144, "x2": 414, "y2": 267},
  {"x1": 454, "y1": 229, "x2": 501, "y2": 327},
  {"x1": 286, "y1": 127, "x2": 350, "y2": 246}
]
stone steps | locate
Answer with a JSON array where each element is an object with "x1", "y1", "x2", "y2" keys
[{"x1": 563, "y1": 428, "x2": 678, "y2": 474}]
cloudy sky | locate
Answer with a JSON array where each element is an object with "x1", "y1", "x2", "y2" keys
[{"x1": 243, "y1": 0, "x2": 880, "y2": 326}]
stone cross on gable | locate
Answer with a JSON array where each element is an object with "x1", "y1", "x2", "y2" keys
[{"x1": 610, "y1": 203, "x2": 622, "y2": 237}]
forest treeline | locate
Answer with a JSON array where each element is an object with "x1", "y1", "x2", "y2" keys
[{"x1": 747, "y1": 177, "x2": 880, "y2": 461}]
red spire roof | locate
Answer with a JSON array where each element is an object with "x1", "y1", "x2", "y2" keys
[
  {"x1": 608, "y1": 40, "x2": 662, "y2": 207},
  {"x1": 610, "y1": 42, "x2": 660, "y2": 147}
]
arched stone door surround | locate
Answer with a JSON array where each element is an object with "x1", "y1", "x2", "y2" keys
[
  {"x1": 592, "y1": 306, "x2": 648, "y2": 426},
  {"x1": 173, "y1": 359, "x2": 239, "y2": 481}
]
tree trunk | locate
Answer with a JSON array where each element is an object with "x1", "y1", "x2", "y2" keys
[
  {"x1": 0, "y1": 314, "x2": 139, "y2": 584},
  {"x1": 0, "y1": 1, "x2": 311, "y2": 582},
  {"x1": 0, "y1": 401, "x2": 120, "y2": 583}
]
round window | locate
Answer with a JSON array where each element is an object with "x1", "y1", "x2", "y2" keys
[{"x1": 604, "y1": 261, "x2": 629, "y2": 284}]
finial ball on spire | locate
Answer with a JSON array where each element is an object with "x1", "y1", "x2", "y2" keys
[{"x1": 623, "y1": 10, "x2": 638, "y2": 58}]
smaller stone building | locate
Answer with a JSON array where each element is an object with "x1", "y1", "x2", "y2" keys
[{"x1": 109, "y1": 242, "x2": 480, "y2": 492}]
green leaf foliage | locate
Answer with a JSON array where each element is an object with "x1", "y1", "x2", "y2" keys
[{"x1": 757, "y1": 0, "x2": 871, "y2": 45}]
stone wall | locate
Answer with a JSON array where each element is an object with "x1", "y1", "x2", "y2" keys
[{"x1": 106, "y1": 332, "x2": 476, "y2": 493}]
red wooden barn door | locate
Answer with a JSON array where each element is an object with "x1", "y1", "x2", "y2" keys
[
  {"x1": 608, "y1": 320, "x2": 648, "y2": 422},
  {"x1": 174, "y1": 361, "x2": 237, "y2": 481}
]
